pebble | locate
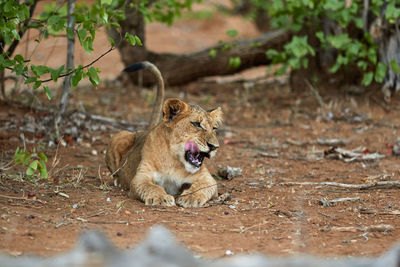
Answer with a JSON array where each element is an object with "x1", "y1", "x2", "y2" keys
[{"x1": 225, "y1": 250, "x2": 234, "y2": 256}]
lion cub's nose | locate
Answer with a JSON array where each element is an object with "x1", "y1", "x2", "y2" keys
[{"x1": 207, "y1": 143, "x2": 218, "y2": 151}]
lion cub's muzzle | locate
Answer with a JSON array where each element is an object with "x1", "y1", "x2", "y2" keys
[{"x1": 184, "y1": 141, "x2": 218, "y2": 168}]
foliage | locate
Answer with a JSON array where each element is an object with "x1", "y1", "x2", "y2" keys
[
  {"x1": 256, "y1": 0, "x2": 400, "y2": 86},
  {"x1": 14, "y1": 147, "x2": 48, "y2": 179},
  {"x1": 135, "y1": 0, "x2": 202, "y2": 25},
  {"x1": 0, "y1": 0, "x2": 140, "y2": 98},
  {"x1": 0, "y1": 0, "x2": 205, "y2": 97}
]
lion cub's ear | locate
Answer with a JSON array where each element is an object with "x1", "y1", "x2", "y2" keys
[
  {"x1": 163, "y1": 98, "x2": 189, "y2": 123},
  {"x1": 209, "y1": 107, "x2": 223, "y2": 126}
]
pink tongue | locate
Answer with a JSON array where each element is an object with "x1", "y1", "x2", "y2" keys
[{"x1": 185, "y1": 142, "x2": 199, "y2": 153}]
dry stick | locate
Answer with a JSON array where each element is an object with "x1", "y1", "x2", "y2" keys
[
  {"x1": 319, "y1": 197, "x2": 360, "y2": 207},
  {"x1": 360, "y1": 208, "x2": 400, "y2": 215},
  {"x1": 304, "y1": 78, "x2": 325, "y2": 108},
  {"x1": 110, "y1": 158, "x2": 128, "y2": 178},
  {"x1": 177, "y1": 184, "x2": 218, "y2": 197},
  {"x1": 279, "y1": 181, "x2": 400, "y2": 189},
  {"x1": 0, "y1": 194, "x2": 46, "y2": 204},
  {"x1": 329, "y1": 197, "x2": 361, "y2": 203},
  {"x1": 76, "y1": 217, "x2": 129, "y2": 225},
  {"x1": 67, "y1": 111, "x2": 147, "y2": 131}
]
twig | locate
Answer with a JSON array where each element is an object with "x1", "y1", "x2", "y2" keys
[
  {"x1": 76, "y1": 217, "x2": 129, "y2": 225},
  {"x1": 55, "y1": 221, "x2": 72, "y2": 229},
  {"x1": 279, "y1": 181, "x2": 400, "y2": 189},
  {"x1": 332, "y1": 224, "x2": 393, "y2": 233},
  {"x1": 67, "y1": 110, "x2": 147, "y2": 131},
  {"x1": 318, "y1": 212, "x2": 336, "y2": 219},
  {"x1": 20, "y1": 133, "x2": 26, "y2": 151},
  {"x1": 84, "y1": 210, "x2": 106, "y2": 218},
  {"x1": 0, "y1": 194, "x2": 46, "y2": 204},
  {"x1": 359, "y1": 208, "x2": 400, "y2": 215},
  {"x1": 110, "y1": 158, "x2": 128, "y2": 177},
  {"x1": 0, "y1": 158, "x2": 14, "y2": 171},
  {"x1": 40, "y1": 46, "x2": 115, "y2": 83},
  {"x1": 178, "y1": 184, "x2": 218, "y2": 197},
  {"x1": 304, "y1": 79, "x2": 325, "y2": 107},
  {"x1": 319, "y1": 197, "x2": 360, "y2": 207}
]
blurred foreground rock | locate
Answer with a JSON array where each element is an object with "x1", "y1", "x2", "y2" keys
[{"x1": 1, "y1": 225, "x2": 400, "y2": 267}]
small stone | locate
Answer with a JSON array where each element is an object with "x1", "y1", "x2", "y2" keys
[
  {"x1": 224, "y1": 211, "x2": 229, "y2": 215},
  {"x1": 225, "y1": 250, "x2": 234, "y2": 256},
  {"x1": 217, "y1": 166, "x2": 242, "y2": 180},
  {"x1": 116, "y1": 232, "x2": 122, "y2": 236}
]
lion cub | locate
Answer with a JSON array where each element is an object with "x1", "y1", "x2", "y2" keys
[{"x1": 105, "y1": 62, "x2": 223, "y2": 207}]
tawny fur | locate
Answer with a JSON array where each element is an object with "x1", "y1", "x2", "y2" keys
[{"x1": 105, "y1": 62, "x2": 223, "y2": 207}]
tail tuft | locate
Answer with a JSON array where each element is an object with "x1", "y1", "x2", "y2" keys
[{"x1": 123, "y1": 62, "x2": 146, "y2": 73}]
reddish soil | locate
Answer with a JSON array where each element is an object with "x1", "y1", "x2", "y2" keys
[{"x1": 1, "y1": 1, "x2": 400, "y2": 259}]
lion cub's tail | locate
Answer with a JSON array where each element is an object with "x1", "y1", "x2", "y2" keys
[{"x1": 123, "y1": 61, "x2": 165, "y2": 129}]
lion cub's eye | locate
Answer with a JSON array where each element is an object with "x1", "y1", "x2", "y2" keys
[
  {"x1": 191, "y1": 122, "x2": 202, "y2": 128},
  {"x1": 213, "y1": 127, "x2": 218, "y2": 131}
]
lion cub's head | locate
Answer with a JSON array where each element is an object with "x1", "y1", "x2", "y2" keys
[{"x1": 162, "y1": 98, "x2": 223, "y2": 174}]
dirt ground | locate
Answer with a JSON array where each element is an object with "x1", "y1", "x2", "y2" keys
[{"x1": 1, "y1": 0, "x2": 400, "y2": 260}]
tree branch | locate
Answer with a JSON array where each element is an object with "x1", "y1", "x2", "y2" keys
[
  {"x1": 6, "y1": 0, "x2": 38, "y2": 57},
  {"x1": 39, "y1": 46, "x2": 115, "y2": 83}
]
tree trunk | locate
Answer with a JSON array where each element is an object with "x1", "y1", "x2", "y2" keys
[
  {"x1": 111, "y1": 6, "x2": 290, "y2": 86},
  {"x1": 143, "y1": 31, "x2": 289, "y2": 86},
  {"x1": 54, "y1": 0, "x2": 75, "y2": 139}
]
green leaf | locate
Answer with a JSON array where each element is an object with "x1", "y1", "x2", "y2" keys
[
  {"x1": 14, "y1": 54, "x2": 24, "y2": 64},
  {"x1": 50, "y1": 65, "x2": 65, "y2": 82},
  {"x1": 39, "y1": 163, "x2": 48, "y2": 178},
  {"x1": 229, "y1": 57, "x2": 241, "y2": 68},
  {"x1": 362, "y1": 71, "x2": 373, "y2": 86},
  {"x1": 226, "y1": 29, "x2": 238, "y2": 38},
  {"x1": 31, "y1": 65, "x2": 50, "y2": 76},
  {"x1": 125, "y1": 32, "x2": 136, "y2": 46},
  {"x1": 327, "y1": 34, "x2": 351, "y2": 49},
  {"x1": 374, "y1": 62, "x2": 387, "y2": 83},
  {"x1": 390, "y1": 60, "x2": 400, "y2": 74},
  {"x1": 38, "y1": 160, "x2": 48, "y2": 178},
  {"x1": 77, "y1": 28, "x2": 87, "y2": 43},
  {"x1": 108, "y1": 37, "x2": 115, "y2": 46},
  {"x1": 71, "y1": 68, "x2": 83, "y2": 87},
  {"x1": 357, "y1": 60, "x2": 367, "y2": 71},
  {"x1": 83, "y1": 37, "x2": 94, "y2": 54},
  {"x1": 266, "y1": 49, "x2": 279, "y2": 59},
  {"x1": 26, "y1": 167, "x2": 35, "y2": 176},
  {"x1": 29, "y1": 160, "x2": 38, "y2": 171},
  {"x1": 38, "y1": 152, "x2": 48, "y2": 162},
  {"x1": 33, "y1": 80, "x2": 42, "y2": 90},
  {"x1": 87, "y1": 67, "x2": 100, "y2": 86},
  {"x1": 101, "y1": 0, "x2": 113, "y2": 5},
  {"x1": 43, "y1": 86, "x2": 52, "y2": 100},
  {"x1": 315, "y1": 31, "x2": 325, "y2": 42},
  {"x1": 24, "y1": 77, "x2": 37, "y2": 84},
  {"x1": 209, "y1": 49, "x2": 217, "y2": 58},
  {"x1": 134, "y1": 35, "x2": 143, "y2": 46}
]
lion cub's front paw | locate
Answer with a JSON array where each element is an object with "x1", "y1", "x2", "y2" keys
[
  {"x1": 176, "y1": 192, "x2": 208, "y2": 208},
  {"x1": 143, "y1": 193, "x2": 176, "y2": 206}
]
